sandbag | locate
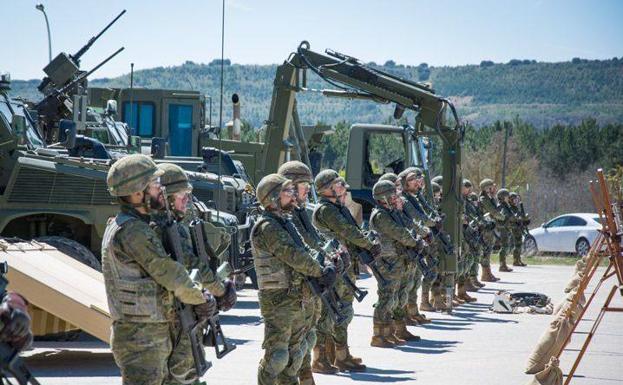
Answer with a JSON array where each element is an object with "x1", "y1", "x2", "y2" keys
[
  {"x1": 553, "y1": 290, "x2": 585, "y2": 321},
  {"x1": 525, "y1": 357, "x2": 563, "y2": 385},
  {"x1": 525, "y1": 312, "x2": 574, "y2": 374},
  {"x1": 564, "y1": 271, "x2": 583, "y2": 293}
]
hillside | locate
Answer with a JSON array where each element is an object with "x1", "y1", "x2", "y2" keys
[{"x1": 10, "y1": 57, "x2": 623, "y2": 128}]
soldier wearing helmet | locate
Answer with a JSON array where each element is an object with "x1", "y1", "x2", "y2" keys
[
  {"x1": 478, "y1": 178, "x2": 504, "y2": 281},
  {"x1": 102, "y1": 154, "x2": 211, "y2": 385},
  {"x1": 251, "y1": 173, "x2": 334, "y2": 385},
  {"x1": 278, "y1": 161, "x2": 342, "y2": 383},
  {"x1": 495, "y1": 188, "x2": 514, "y2": 272},
  {"x1": 369, "y1": 180, "x2": 422, "y2": 348},
  {"x1": 153, "y1": 163, "x2": 237, "y2": 385},
  {"x1": 508, "y1": 192, "x2": 529, "y2": 267},
  {"x1": 312, "y1": 169, "x2": 376, "y2": 372},
  {"x1": 395, "y1": 167, "x2": 435, "y2": 324},
  {"x1": 457, "y1": 179, "x2": 479, "y2": 304}
]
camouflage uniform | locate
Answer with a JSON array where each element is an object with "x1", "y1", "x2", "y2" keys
[
  {"x1": 478, "y1": 179, "x2": 504, "y2": 280},
  {"x1": 313, "y1": 194, "x2": 370, "y2": 371},
  {"x1": 509, "y1": 193, "x2": 528, "y2": 266},
  {"x1": 103, "y1": 154, "x2": 206, "y2": 385},
  {"x1": 496, "y1": 189, "x2": 514, "y2": 272},
  {"x1": 369, "y1": 181, "x2": 421, "y2": 347}
]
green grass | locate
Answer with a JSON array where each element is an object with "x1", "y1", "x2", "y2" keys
[{"x1": 490, "y1": 253, "x2": 606, "y2": 266}]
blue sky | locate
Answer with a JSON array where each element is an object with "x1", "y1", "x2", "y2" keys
[{"x1": 3, "y1": 0, "x2": 622, "y2": 80}]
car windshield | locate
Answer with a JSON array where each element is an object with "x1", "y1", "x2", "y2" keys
[{"x1": 0, "y1": 94, "x2": 45, "y2": 149}]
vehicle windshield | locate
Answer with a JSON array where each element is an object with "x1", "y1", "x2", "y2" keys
[{"x1": 0, "y1": 94, "x2": 45, "y2": 149}]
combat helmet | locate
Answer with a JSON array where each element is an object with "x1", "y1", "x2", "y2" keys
[
  {"x1": 378, "y1": 173, "x2": 398, "y2": 184},
  {"x1": 496, "y1": 188, "x2": 510, "y2": 200},
  {"x1": 479, "y1": 178, "x2": 494, "y2": 190},
  {"x1": 256, "y1": 173, "x2": 292, "y2": 209},
  {"x1": 372, "y1": 180, "x2": 397, "y2": 204},
  {"x1": 314, "y1": 169, "x2": 344, "y2": 193},
  {"x1": 431, "y1": 182, "x2": 441, "y2": 194},
  {"x1": 278, "y1": 161, "x2": 313, "y2": 184},
  {"x1": 463, "y1": 178, "x2": 473, "y2": 188},
  {"x1": 398, "y1": 167, "x2": 423, "y2": 189},
  {"x1": 431, "y1": 175, "x2": 443, "y2": 185},
  {"x1": 107, "y1": 154, "x2": 164, "y2": 197},
  {"x1": 158, "y1": 163, "x2": 192, "y2": 195}
]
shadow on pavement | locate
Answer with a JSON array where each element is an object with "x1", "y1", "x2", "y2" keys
[
  {"x1": 220, "y1": 314, "x2": 262, "y2": 326},
  {"x1": 26, "y1": 350, "x2": 119, "y2": 377},
  {"x1": 396, "y1": 338, "x2": 460, "y2": 354},
  {"x1": 233, "y1": 300, "x2": 260, "y2": 310},
  {"x1": 341, "y1": 366, "x2": 416, "y2": 382}
]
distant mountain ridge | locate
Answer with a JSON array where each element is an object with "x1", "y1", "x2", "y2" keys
[{"x1": 11, "y1": 57, "x2": 623, "y2": 128}]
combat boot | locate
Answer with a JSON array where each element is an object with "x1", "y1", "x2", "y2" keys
[
  {"x1": 513, "y1": 256, "x2": 527, "y2": 266},
  {"x1": 452, "y1": 289, "x2": 465, "y2": 306},
  {"x1": 393, "y1": 320, "x2": 421, "y2": 342},
  {"x1": 499, "y1": 262, "x2": 513, "y2": 272},
  {"x1": 370, "y1": 322, "x2": 394, "y2": 348},
  {"x1": 386, "y1": 322, "x2": 406, "y2": 346},
  {"x1": 311, "y1": 344, "x2": 338, "y2": 374},
  {"x1": 299, "y1": 367, "x2": 315, "y2": 385},
  {"x1": 464, "y1": 278, "x2": 479, "y2": 292},
  {"x1": 334, "y1": 344, "x2": 366, "y2": 372},
  {"x1": 343, "y1": 344, "x2": 363, "y2": 365},
  {"x1": 457, "y1": 283, "x2": 477, "y2": 303},
  {"x1": 419, "y1": 294, "x2": 435, "y2": 312},
  {"x1": 481, "y1": 266, "x2": 500, "y2": 282},
  {"x1": 408, "y1": 304, "x2": 431, "y2": 325},
  {"x1": 432, "y1": 292, "x2": 448, "y2": 311},
  {"x1": 471, "y1": 276, "x2": 485, "y2": 288}
]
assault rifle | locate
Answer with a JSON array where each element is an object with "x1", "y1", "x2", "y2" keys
[
  {"x1": 187, "y1": 198, "x2": 236, "y2": 359},
  {"x1": 281, "y1": 217, "x2": 347, "y2": 326},
  {"x1": 295, "y1": 207, "x2": 368, "y2": 302},
  {"x1": 518, "y1": 203, "x2": 531, "y2": 237},
  {"x1": 0, "y1": 263, "x2": 41, "y2": 385},
  {"x1": 160, "y1": 189, "x2": 212, "y2": 376}
]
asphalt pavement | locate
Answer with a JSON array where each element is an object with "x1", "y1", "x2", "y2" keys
[{"x1": 21, "y1": 263, "x2": 623, "y2": 385}]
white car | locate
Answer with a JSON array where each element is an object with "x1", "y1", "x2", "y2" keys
[{"x1": 524, "y1": 213, "x2": 602, "y2": 256}]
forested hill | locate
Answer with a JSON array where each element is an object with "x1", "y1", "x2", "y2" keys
[{"x1": 11, "y1": 57, "x2": 623, "y2": 128}]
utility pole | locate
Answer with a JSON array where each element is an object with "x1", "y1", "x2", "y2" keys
[
  {"x1": 35, "y1": 4, "x2": 52, "y2": 62},
  {"x1": 501, "y1": 123, "x2": 511, "y2": 188}
]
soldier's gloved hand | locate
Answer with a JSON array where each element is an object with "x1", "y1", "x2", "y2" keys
[
  {"x1": 319, "y1": 264, "x2": 337, "y2": 289},
  {"x1": 338, "y1": 249, "x2": 351, "y2": 271},
  {"x1": 370, "y1": 243, "x2": 382, "y2": 258},
  {"x1": 524, "y1": 218, "x2": 531, "y2": 226},
  {"x1": 194, "y1": 291, "x2": 218, "y2": 321},
  {"x1": 216, "y1": 279, "x2": 237, "y2": 312},
  {"x1": 331, "y1": 253, "x2": 345, "y2": 274}
]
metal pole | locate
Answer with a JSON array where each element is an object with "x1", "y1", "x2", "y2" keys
[
  {"x1": 129, "y1": 63, "x2": 134, "y2": 135},
  {"x1": 36, "y1": 4, "x2": 52, "y2": 62},
  {"x1": 501, "y1": 124, "x2": 509, "y2": 188}
]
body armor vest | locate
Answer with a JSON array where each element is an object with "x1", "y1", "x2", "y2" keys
[
  {"x1": 251, "y1": 214, "x2": 293, "y2": 290},
  {"x1": 101, "y1": 213, "x2": 173, "y2": 323}
]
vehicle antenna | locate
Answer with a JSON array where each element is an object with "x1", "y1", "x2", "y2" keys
[
  {"x1": 217, "y1": 0, "x2": 226, "y2": 222},
  {"x1": 129, "y1": 62, "x2": 134, "y2": 137}
]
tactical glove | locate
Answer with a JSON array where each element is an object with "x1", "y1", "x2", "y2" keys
[
  {"x1": 216, "y1": 279, "x2": 237, "y2": 312},
  {"x1": 194, "y1": 290, "x2": 218, "y2": 321},
  {"x1": 370, "y1": 243, "x2": 382, "y2": 258}
]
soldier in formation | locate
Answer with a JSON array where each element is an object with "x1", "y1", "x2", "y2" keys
[{"x1": 102, "y1": 154, "x2": 217, "y2": 385}]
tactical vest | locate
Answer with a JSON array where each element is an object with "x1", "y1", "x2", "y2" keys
[
  {"x1": 251, "y1": 215, "x2": 293, "y2": 290},
  {"x1": 312, "y1": 200, "x2": 355, "y2": 243},
  {"x1": 369, "y1": 207, "x2": 401, "y2": 257},
  {"x1": 101, "y1": 213, "x2": 173, "y2": 323}
]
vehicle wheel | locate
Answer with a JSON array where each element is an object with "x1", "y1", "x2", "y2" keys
[
  {"x1": 35, "y1": 236, "x2": 101, "y2": 271},
  {"x1": 575, "y1": 238, "x2": 590, "y2": 257},
  {"x1": 523, "y1": 235, "x2": 538, "y2": 257}
]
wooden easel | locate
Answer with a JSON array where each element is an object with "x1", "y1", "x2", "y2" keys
[{"x1": 556, "y1": 169, "x2": 623, "y2": 385}]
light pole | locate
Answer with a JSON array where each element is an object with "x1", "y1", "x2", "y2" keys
[{"x1": 36, "y1": 4, "x2": 52, "y2": 62}]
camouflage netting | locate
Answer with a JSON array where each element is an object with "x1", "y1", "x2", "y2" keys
[{"x1": 525, "y1": 254, "x2": 591, "y2": 375}]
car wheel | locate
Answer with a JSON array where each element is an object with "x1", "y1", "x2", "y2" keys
[
  {"x1": 523, "y1": 235, "x2": 538, "y2": 257},
  {"x1": 575, "y1": 238, "x2": 590, "y2": 256}
]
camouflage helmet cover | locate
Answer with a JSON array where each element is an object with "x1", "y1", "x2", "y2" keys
[
  {"x1": 463, "y1": 178, "x2": 473, "y2": 188},
  {"x1": 107, "y1": 154, "x2": 164, "y2": 197},
  {"x1": 277, "y1": 161, "x2": 312, "y2": 184},
  {"x1": 431, "y1": 175, "x2": 443, "y2": 184},
  {"x1": 509, "y1": 192, "x2": 519, "y2": 199},
  {"x1": 431, "y1": 182, "x2": 441, "y2": 193},
  {"x1": 314, "y1": 169, "x2": 343, "y2": 193},
  {"x1": 479, "y1": 178, "x2": 494, "y2": 190},
  {"x1": 378, "y1": 173, "x2": 398, "y2": 184},
  {"x1": 256, "y1": 173, "x2": 292, "y2": 208},
  {"x1": 157, "y1": 163, "x2": 192, "y2": 195},
  {"x1": 497, "y1": 188, "x2": 510, "y2": 199},
  {"x1": 372, "y1": 180, "x2": 397, "y2": 202}
]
